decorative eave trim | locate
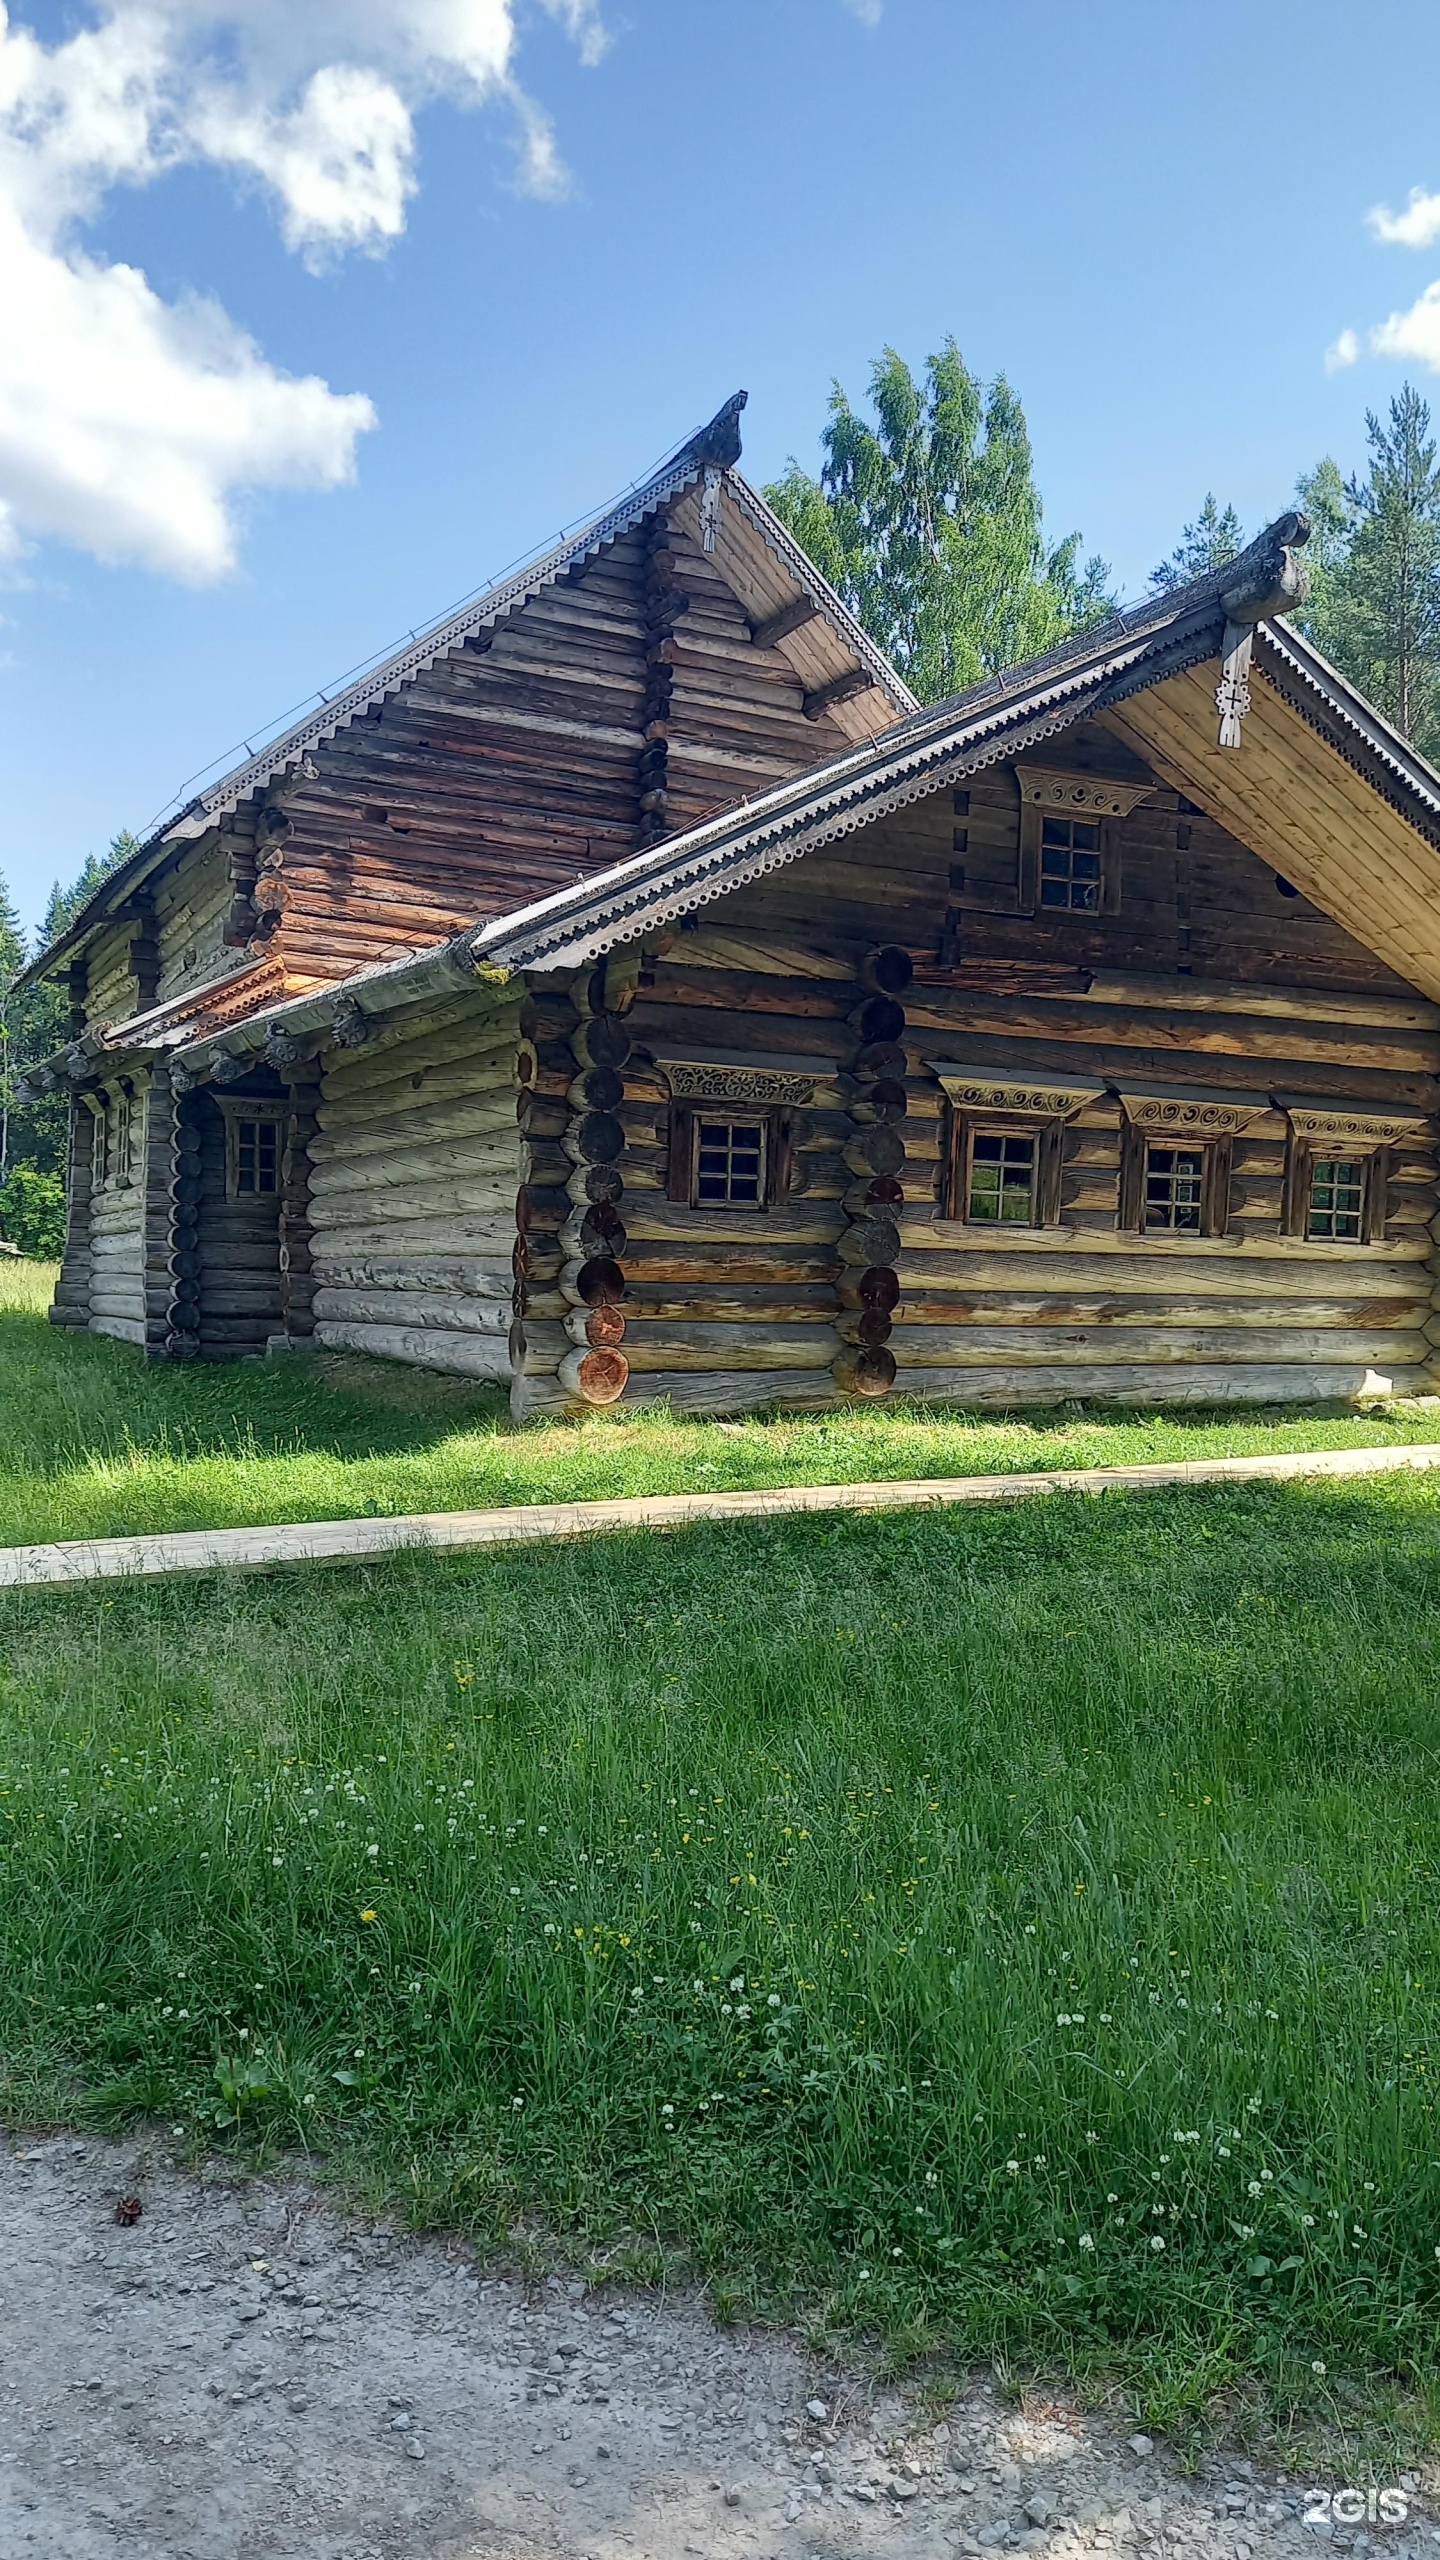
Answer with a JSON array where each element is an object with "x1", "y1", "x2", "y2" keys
[
  {"x1": 1256, "y1": 625, "x2": 1440, "y2": 856},
  {"x1": 928, "y1": 1065, "x2": 1104, "y2": 1119},
  {"x1": 651, "y1": 1045, "x2": 835, "y2": 1105}
]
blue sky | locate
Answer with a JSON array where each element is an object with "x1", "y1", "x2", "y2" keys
[{"x1": 4, "y1": 0, "x2": 1440, "y2": 936}]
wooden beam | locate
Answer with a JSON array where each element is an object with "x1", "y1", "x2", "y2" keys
[
  {"x1": 750, "y1": 596, "x2": 823, "y2": 653},
  {"x1": 802, "y1": 668, "x2": 878, "y2": 722}
]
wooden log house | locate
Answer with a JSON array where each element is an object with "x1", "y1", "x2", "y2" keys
[{"x1": 24, "y1": 400, "x2": 1440, "y2": 1415}]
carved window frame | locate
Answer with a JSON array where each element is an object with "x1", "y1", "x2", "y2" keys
[
  {"x1": 945, "y1": 1111, "x2": 1065, "y2": 1229},
  {"x1": 1278, "y1": 1107, "x2": 1408, "y2": 1245},
  {"x1": 1120, "y1": 1130, "x2": 1232, "y2": 1237},
  {"x1": 930, "y1": 1069, "x2": 1103, "y2": 1229},
  {"x1": 86, "y1": 1094, "x2": 107, "y2": 1195},
  {"x1": 657, "y1": 1056, "x2": 819, "y2": 1214}
]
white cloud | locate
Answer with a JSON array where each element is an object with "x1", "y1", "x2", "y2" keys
[
  {"x1": 1368, "y1": 187, "x2": 1440, "y2": 250},
  {"x1": 843, "y1": 0, "x2": 883, "y2": 21},
  {"x1": 1370, "y1": 284, "x2": 1440, "y2": 372},
  {"x1": 0, "y1": 0, "x2": 604, "y2": 579},
  {"x1": 1326, "y1": 328, "x2": 1360, "y2": 373}
]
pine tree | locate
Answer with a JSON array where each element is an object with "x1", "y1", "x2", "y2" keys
[
  {"x1": 764, "y1": 341, "x2": 1115, "y2": 705},
  {"x1": 1149, "y1": 495, "x2": 1245, "y2": 594}
]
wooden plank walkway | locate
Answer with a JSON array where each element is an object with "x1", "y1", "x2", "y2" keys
[{"x1": 1, "y1": 1440, "x2": 1438, "y2": 1590}]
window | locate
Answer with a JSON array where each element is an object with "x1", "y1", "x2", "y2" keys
[
  {"x1": 234, "y1": 1116, "x2": 281, "y2": 1196},
  {"x1": 90, "y1": 1103, "x2": 107, "y2": 1193},
  {"x1": 1144, "y1": 1144, "x2": 1205, "y2": 1232},
  {"x1": 1039, "y1": 815, "x2": 1103, "y2": 912},
  {"x1": 968, "y1": 1131, "x2": 1038, "y2": 1223},
  {"x1": 693, "y1": 1114, "x2": 767, "y2": 1206},
  {"x1": 113, "y1": 1089, "x2": 133, "y2": 1187},
  {"x1": 1119, "y1": 1127, "x2": 1232, "y2": 1237},
  {"x1": 1307, "y1": 1155, "x2": 1366, "y2": 1241},
  {"x1": 945, "y1": 1115, "x2": 1064, "y2": 1228}
]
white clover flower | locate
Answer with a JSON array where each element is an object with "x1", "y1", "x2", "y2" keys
[
  {"x1": 729, "y1": 1976, "x2": 745, "y2": 1993},
  {"x1": 1006, "y1": 2160, "x2": 1020, "y2": 2175},
  {"x1": 1248, "y1": 2180, "x2": 1263, "y2": 2198},
  {"x1": 1312, "y1": 2359, "x2": 1326, "y2": 2376},
  {"x1": 1150, "y1": 2235, "x2": 1166, "y2": 2252},
  {"x1": 1302, "y1": 2214, "x2": 1316, "y2": 2227},
  {"x1": 768, "y1": 1993, "x2": 782, "y2": 2009},
  {"x1": 1078, "y1": 2233, "x2": 1095, "y2": 2252}
]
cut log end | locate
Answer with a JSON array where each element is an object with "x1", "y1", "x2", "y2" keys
[
  {"x1": 832, "y1": 1345, "x2": 898, "y2": 1399},
  {"x1": 558, "y1": 1345, "x2": 630, "y2": 1405}
]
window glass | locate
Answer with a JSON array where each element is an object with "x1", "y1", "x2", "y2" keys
[
  {"x1": 91, "y1": 1106, "x2": 107, "y2": 1193},
  {"x1": 235, "y1": 1117, "x2": 280, "y2": 1196},
  {"x1": 968, "y1": 1131, "x2": 1037, "y2": 1223},
  {"x1": 1144, "y1": 1144, "x2": 1205, "y2": 1231},
  {"x1": 114, "y1": 1091, "x2": 132, "y2": 1185},
  {"x1": 694, "y1": 1116, "x2": 766, "y2": 1206},
  {"x1": 1039, "y1": 814, "x2": 1102, "y2": 912},
  {"x1": 1307, "y1": 1155, "x2": 1365, "y2": 1241}
]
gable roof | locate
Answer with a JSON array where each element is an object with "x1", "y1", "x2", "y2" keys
[
  {"x1": 42, "y1": 502, "x2": 1440, "y2": 1095},
  {"x1": 29, "y1": 394, "x2": 916, "y2": 986}
]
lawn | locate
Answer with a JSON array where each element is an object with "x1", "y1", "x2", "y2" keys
[
  {"x1": 3, "y1": 1255, "x2": 1440, "y2": 1547},
  {"x1": 4, "y1": 1442, "x2": 1440, "y2": 2422}
]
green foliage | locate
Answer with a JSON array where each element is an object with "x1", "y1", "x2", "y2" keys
[
  {"x1": 0, "y1": 830, "x2": 140, "y2": 1189},
  {"x1": 0, "y1": 1166, "x2": 66, "y2": 1258},
  {"x1": 1298, "y1": 390, "x2": 1440, "y2": 757},
  {"x1": 5, "y1": 1460, "x2": 1440, "y2": 2407},
  {"x1": 764, "y1": 341, "x2": 1116, "y2": 704},
  {"x1": 1149, "y1": 495, "x2": 1245, "y2": 593}
]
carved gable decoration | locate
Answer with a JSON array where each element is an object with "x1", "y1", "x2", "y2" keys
[
  {"x1": 1115, "y1": 1083, "x2": 1270, "y2": 1138},
  {"x1": 928, "y1": 1065, "x2": 1104, "y2": 1120},
  {"x1": 651, "y1": 1046, "x2": 834, "y2": 1107},
  {"x1": 1013, "y1": 764, "x2": 1156, "y2": 821}
]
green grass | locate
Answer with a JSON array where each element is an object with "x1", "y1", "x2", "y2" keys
[
  {"x1": 5, "y1": 1465, "x2": 1440, "y2": 2425},
  {"x1": 3, "y1": 1255, "x2": 1440, "y2": 1547}
]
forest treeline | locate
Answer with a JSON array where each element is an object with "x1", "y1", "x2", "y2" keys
[{"x1": 5, "y1": 349, "x2": 1440, "y2": 1250}]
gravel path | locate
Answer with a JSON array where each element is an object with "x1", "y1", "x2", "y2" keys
[{"x1": 2, "y1": 2132, "x2": 1434, "y2": 2560}]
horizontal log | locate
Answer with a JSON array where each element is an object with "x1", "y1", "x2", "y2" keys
[
  {"x1": 313, "y1": 1321, "x2": 509, "y2": 1380},
  {"x1": 621, "y1": 1321, "x2": 840, "y2": 1370},
  {"x1": 311, "y1": 1184, "x2": 516, "y2": 1228},
  {"x1": 901, "y1": 1225, "x2": 1429, "y2": 1269},
  {"x1": 886, "y1": 1360, "x2": 1427, "y2": 1406},
  {"x1": 888, "y1": 1324, "x2": 1428, "y2": 1367},
  {"x1": 312, "y1": 1288, "x2": 510, "y2": 1334},
  {"x1": 317, "y1": 1060, "x2": 518, "y2": 1136},
  {"x1": 88, "y1": 1315, "x2": 147, "y2": 1347},
  {"x1": 887, "y1": 1290, "x2": 1428, "y2": 1330},
  {"x1": 311, "y1": 1257, "x2": 514, "y2": 1297}
]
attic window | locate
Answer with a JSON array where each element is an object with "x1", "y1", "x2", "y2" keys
[{"x1": 1039, "y1": 816, "x2": 1103, "y2": 912}]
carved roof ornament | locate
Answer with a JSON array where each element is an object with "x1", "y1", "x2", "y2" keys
[
  {"x1": 1013, "y1": 766, "x2": 1156, "y2": 819},
  {"x1": 1214, "y1": 510, "x2": 1312, "y2": 751},
  {"x1": 928, "y1": 1066, "x2": 1104, "y2": 1119}
]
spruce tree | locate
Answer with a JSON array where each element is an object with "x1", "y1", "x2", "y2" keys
[
  {"x1": 1149, "y1": 496, "x2": 1244, "y2": 594},
  {"x1": 1331, "y1": 389, "x2": 1440, "y2": 754},
  {"x1": 764, "y1": 341, "x2": 1115, "y2": 705}
]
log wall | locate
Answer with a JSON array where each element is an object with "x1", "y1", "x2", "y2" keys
[
  {"x1": 309, "y1": 988, "x2": 524, "y2": 1378},
  {"x1": 531, "y1": 741, "x2": 1440, "y2": 1413}
]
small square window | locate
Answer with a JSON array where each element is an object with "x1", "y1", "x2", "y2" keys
[
  {"x1": 1144, "y1": 1144, "x2": 1205, "y2": 1231},
  {"x1": 968, "y1": 1131, "x2": 1038, "y2": 1223},
  {"x1": 235, "y1": 1116, "x2": 280, "y2": 1196},
  {"x1": 1039, "y1": 814, "x2": 1103, "y2": 912},
  {"x1": 1307, "y1": 1155, "x2": 1366, "y2": 1241},
  {"x1": 693, "y1": 1115, "x2": 767, "y2": 1206}
]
